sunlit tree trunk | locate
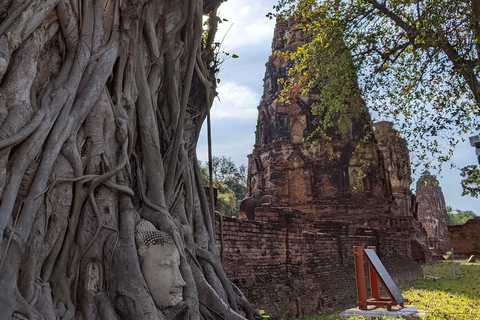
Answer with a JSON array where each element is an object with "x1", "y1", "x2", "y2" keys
[{"x1": 0, "y1": 1, "x2": 255, "y2": 319}]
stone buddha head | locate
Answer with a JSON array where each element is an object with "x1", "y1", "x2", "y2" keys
[{"x1": 135, "y1": 220, "x2": 186, "y2": 308}]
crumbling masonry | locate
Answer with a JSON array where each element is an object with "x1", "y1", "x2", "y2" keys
[
  {"x1": 215, "y1": 20, "x2": 428, "y2": 317},
  {"x1": 415, "y1": 171, "x2": 451, "y2": 255}
]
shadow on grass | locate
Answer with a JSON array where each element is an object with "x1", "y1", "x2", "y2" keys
[
  {"x1": 400, "y1": 260, "x2": 479, "y2": 319},
  {"x1": 285, "y1": 261, "x2": 480, "y2": 320},
  {"x1": 410, "y1": 260, "x2": 480, "y2": 300}
]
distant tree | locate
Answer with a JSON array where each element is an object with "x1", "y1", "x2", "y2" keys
[
  {"x1": 225, "y1": 178, "x2": 247, "y2": 215},
  {"x1": 201, "y1": 156, "x2": 247, "y2": 216},
  {"x1": 211, "y1": 156, "x2": 247, "y2": 184},
  {"x1": 460, "y1": 165, "x2": 480, "y2": 198},
  {"x1": 199, "y1": 164, "x2": 237, "y2": 216},
  {"x1": 447, "y1": 206, "x2": 478, "y2": 225}
]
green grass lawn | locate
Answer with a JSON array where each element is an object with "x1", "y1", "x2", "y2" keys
[{"x1": 283, "y1": 260, "x2": 480, "y2": 320}]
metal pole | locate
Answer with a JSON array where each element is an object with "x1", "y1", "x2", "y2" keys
[
  {"x1": 451, "y1": 247, "x2": 456, "y2": 279},
  {"x1": 207, "y1": 107, "x2": 215, "y2": 232},
  {"x1": 296, "y1": 297, "x2": 302, "y2": 317}
]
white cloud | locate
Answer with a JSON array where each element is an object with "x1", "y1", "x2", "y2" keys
[
  {"x1": 202, "y1": 1, "x2": 480, "y2": 213},
  {"x1": 211, "y1": 82, "x2": 259, "y2": 119},
  {"x1": 197, "y1": 136, "x2": 254, "y2": 166},
  {"x1": 216, "y1": 0, "x2": 276, "y2": 51},
  {"x1": 196, "y1": 1, "x2": 273, "y2": 167}
]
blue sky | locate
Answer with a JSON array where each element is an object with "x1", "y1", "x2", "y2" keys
[{"x1": 197, "y1": 0, "x2": 479, "y2": 214}]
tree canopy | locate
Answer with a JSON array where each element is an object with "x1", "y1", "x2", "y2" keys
[
  {"x1": 200, "y1": 156, "x2": 247, "y2": 216},
  {"x1": 447, "y1": 206, "x2": 478, "y2": 225},
  {"x1": 272, "y1": 0, "x2": 480, "y2": 196}
]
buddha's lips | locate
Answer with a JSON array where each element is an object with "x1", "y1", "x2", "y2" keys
[{"x1": 170, "y1": 288, "x2": 183, "y2": 295}]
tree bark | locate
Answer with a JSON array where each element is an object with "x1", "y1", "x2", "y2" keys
[{"x1": 0, "y1": 1, "x2": 255, "y2": 319}]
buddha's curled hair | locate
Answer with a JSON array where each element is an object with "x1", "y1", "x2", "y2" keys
[{"x1": 135, "y1": 219, "x2": 174, "y2": 257}]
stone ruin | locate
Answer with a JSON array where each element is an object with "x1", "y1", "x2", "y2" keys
[
  {"x1": 373, "y1": 121, "x2": 432, "y2": 261},
  {"x1": 448, "y1": 217, "x2": 480, "y2": 256},
  {"x1": 373, "y1": 121, "x2": 413, "y2": 217},
  {"x1": 447, "y1": 135, "x2": 480, "y2": 256},
  {"x1": 470, "y1": 135, "x2": 480, "y2": 164},
  {"x1": 415, "y1": 171, "x2": 451, "y2": 255},
  {"x1": 209, "y1": 15, "x2": 464, "y2": 318},
  {"x1": 214, "y1": 20, "x2": 431, "y2": 317},
  {"x1": 446, "y1": 134, "x2": 479, "y2": 257}
]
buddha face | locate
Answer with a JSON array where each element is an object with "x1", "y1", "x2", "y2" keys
[{"x1": 141, "y1": 241, "x2": 186, "y2": 307}]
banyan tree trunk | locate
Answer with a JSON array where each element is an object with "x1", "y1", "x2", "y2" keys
[{"x1": 0, "y1": 1, "x2": 256, "y2": 319}]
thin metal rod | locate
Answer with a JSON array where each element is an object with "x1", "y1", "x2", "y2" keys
[
  {"x1": 451, "y1": 247, "x2": 456, "y2": 279},
  {"x1": 296, "y1": 297, "x2": 302, "y2": 317},
  {"x1": 207, "y1": 107, "x2": 215, "y2": 232}
]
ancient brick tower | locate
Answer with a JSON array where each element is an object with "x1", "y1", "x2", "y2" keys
[
  {"x1": 217, "y1": 20, "x2": 426, "y2": 317},
  {"x1": 374, "y1": 121, "x2": 413, "y2": 217},
  {"x1": 247, "y1": 20, "x2": 392, "y2": 216},
  {"x1": 374, "y1": 121, "x2": 430, "y2": 261},
  {"x1": 416, "y1": 171, "x2": 451, "y2": 254}
]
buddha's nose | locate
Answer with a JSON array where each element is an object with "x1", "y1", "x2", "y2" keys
[{"x1": 174, "y1": 266, "x2": 186, "y2": 287}]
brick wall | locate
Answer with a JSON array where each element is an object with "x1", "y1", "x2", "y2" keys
[
  {"x1": 448, "y1": 218, "x2": 480, "y2": 255},
  {"x1": 215, "y1": 208, "x2": 422, "y2": 317}
]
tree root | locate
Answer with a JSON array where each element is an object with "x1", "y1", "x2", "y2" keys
[
  {"x1": 0, "y1": 1, "x2": 259, "y2": 319},
  {"x1": 191, "y1": 263, "x2": 246, "y2": 320},
  {"x1": 72, "y1": 191, "x2": 119, "y2": 305},
  {"x1": 195, "y1": 245, "x2": 239, "y2": 312}
]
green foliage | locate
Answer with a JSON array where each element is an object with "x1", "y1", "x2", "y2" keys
[
  {"x1": 271, "y1": 2, "x2": 376, "y2": 190},
  {"x1": 210, "y1": 156, "x2": 247, "y2": 183},
  {"x1": 460, "y1": 165, "x2": 480, "y2": 197},
  {"x1": 274, "y1": 2, "x2": 366, "y2": 140},
  {"x1": 202, "y1": 13, "x2": 239, "y2": 79},
  {"x1": 214, "y1": 180, "x2": 237, "y2": 217},
  {"x1": 272, "y1": 0, "x2": 480, "y2": 193},
  {"x1": 403, "y1": 261, "x2": 480, "y2": 319},
  {"x1": 199, "y1": 162, "x2": 236, "y2": 216},
  {"x1": 258, "y1": 309, "x2": 271, "y2": 319},
  {"x1": 286, "y1": 261, "x2": 480, "y2": 320},
  {"x1": 286, "y1": 316, "x2": 342, "y2": 320},
  {"x1": 447, "y1": 206, "x2": 478, "y2": 225},
  {"x1": 348, "y1": 0, "x2": 480, "y2": 178},
  {"x1": 200, "y1": 156, "x2": 247, "y2": 216}
]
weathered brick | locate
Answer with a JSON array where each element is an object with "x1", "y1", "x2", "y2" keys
[
  {"x1": 208, "y1": 18, "x2": 454, "y2": 318},
  {"x1": 448, "y1": 218, "x2": 480, "y2": 255}
]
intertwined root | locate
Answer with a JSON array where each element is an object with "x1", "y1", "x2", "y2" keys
[{"x1": 0, "y1": 1, "x2": 256, "y2": 319}]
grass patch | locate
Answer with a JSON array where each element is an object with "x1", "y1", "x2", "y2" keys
[{"x1": 284, "y1": 260, "x2": 480, "y2": 320}]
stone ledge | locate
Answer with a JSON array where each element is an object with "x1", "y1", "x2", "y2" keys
[{"x1": 341, "y1": 305, "x2": 427, "y2": 318}]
